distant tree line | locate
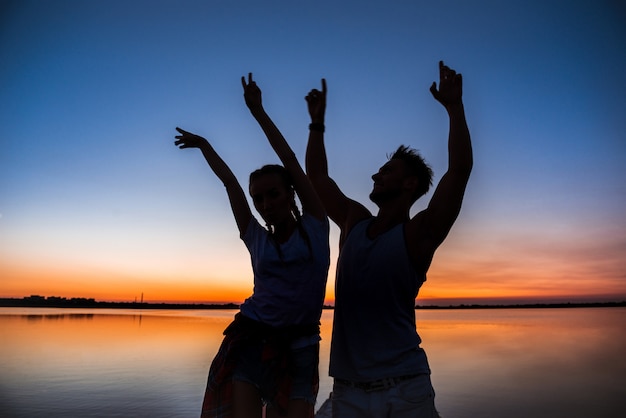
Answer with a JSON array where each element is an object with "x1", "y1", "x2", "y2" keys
[
  {"x1": 1, "y1": 295, "x2": 623, "y2": 310},
  {"x1": 415, "y1": 301, "x2": 626, "y2": 309},
  {"x1": 0, "y1": 295, "x2": 240, "y2": 309}
]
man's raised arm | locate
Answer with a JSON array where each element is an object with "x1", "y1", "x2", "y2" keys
[
  {"x1": 305, "y1": 80, "x2": 369, "y2": 234},
  {"x1": 420, "y1": 61, "x2": 473, "y2": 246}
]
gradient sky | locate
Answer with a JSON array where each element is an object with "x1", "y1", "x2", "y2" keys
[{"x1": 1, "y1": 0, "x2": 625, "y2": 305}]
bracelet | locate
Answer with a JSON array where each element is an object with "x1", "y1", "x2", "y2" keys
[{"x1": 309, "y1": 123, "x2": 325, "y2": 133}]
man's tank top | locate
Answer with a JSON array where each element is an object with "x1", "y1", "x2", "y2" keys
[{"x1": 329, "y1": 218, "x2": 430, "y2": 381}]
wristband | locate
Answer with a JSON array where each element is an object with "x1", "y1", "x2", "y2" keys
[{"x1": 309, "y1": 123, "x2": 325, "y2": 133}]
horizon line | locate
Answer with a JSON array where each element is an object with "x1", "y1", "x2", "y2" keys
[{"x1": 2, "y1": 295, "x2": 625, "y2": 309}]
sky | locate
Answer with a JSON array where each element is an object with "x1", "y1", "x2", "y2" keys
[{"x1": 1, "y1": 0, "x2": 625, "y2": 305}]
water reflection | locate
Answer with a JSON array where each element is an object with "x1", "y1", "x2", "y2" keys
[
  {"x1": 1, "y1": 307, "x2": 624, "y2": 417},
  {"x1": 417, "y1": 308, "x2": 626, "y2": 418},
  {"x1": 2, "y1": 308, "x2": 231, "y2": 418}
]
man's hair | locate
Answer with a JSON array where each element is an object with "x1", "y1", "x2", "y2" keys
[{"x1": 390, "y1": 145, "x2": 433, "y2": 203}]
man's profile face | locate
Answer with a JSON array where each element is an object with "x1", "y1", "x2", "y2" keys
[{"x1": 369, "y1": 159, "x2": 412, "y2": 205}]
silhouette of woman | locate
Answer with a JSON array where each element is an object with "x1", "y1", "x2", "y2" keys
[{"x1": 175, "y1": 74, "x2": 330, "y2": 418}]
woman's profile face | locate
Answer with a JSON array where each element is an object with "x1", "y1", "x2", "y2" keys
[{"x1": 249, "y1": 173, "x2": 293, "y2": 226}]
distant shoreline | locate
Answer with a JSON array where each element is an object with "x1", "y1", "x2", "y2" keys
[
  {"x1": 1, "y1": 296, "x2": 624, "y2": 310},
  {"x1": 414, "y1": 301, "x2": 626, "y2": 309}
]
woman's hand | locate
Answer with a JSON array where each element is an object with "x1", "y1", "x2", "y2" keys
[{"x1": 174, "y1": 127, "x2": 209, "y2": 149}]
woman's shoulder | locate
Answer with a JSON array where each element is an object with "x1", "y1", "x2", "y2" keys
[{"x1": 300, "y1": 211, "x2": 330, "y2": 232}]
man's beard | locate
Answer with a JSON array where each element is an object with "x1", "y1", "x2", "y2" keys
[{"x1": 369, "y1": 188, "x2": 402, "y2": 205}]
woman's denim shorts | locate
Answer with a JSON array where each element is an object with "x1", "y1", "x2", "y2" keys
[{"x1": 232, "y1": 341, "x2": 320, "y2": 406}]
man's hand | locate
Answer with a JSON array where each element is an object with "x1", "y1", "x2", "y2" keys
[
  {"x1": 174, "y1": 127, "x2": 208, "y2": 149},
  {"x1": 430, "y1": 61, "x2": 463, "y2": 109},
  {"x1": 305, "y1": 79, "x2": 327, "y2": 124},
  {"x1": 241, "y1": 72, "x2": 263, "y2": 112}
]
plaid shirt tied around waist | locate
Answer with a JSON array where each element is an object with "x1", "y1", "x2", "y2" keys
[{"x1": 201, "y1": 313, "x2": 320, "y2": 417}]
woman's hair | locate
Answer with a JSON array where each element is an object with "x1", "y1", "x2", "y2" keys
[
  {"x1": 249, "y1": 164, "x2": 312, "y2": 259},
  {"x1": 249, "y1": 164, "x2": 294, "y2": 195}
]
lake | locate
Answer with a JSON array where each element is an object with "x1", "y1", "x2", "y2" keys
[{"x1": 1, "y1": 307, "x2": 624, "y2": 417}]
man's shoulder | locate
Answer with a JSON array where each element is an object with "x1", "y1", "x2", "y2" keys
[
  {"x1": 405, "y1": 210, "x2": 438, "y2": 271},
  {"x1": 339, "y1": 214, "x2": 372, "y2": 248}
]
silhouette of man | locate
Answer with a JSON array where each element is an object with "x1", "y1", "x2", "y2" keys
[{"x1": 305, "y1": 61, "x2": 472, "y2": 417}]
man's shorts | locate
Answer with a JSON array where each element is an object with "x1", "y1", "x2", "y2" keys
[{"x1": 331, "y1": 373, "x2": 439, "y2": 417}]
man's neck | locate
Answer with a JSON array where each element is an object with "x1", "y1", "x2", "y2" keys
[{"x1": 370, "y1": 205, "x2": 410, "y2": 237}]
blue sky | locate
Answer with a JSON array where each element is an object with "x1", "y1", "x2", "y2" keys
[{"x1": 1, "y1": 0, "x2": 625, "y2": 303}]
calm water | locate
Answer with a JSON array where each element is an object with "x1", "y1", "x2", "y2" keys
[{"x1": 1, "y1": 307, "x2": 625, "y2": 417}]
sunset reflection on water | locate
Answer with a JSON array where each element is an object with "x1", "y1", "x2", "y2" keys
[
  {"x1": 416, "y1": 308, "x2": 626, "y2": 417},
  {"x1": 1, "y1": 307, "x2": 624, "y2": 417}
]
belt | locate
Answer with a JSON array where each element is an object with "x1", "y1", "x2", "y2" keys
[{"x1": 334, "y1": 374, "x2": 422, "y2": 392}]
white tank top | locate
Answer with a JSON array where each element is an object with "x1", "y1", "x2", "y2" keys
[{"x1": 329, "y1": 218, "x2": 430, "y2": 381}]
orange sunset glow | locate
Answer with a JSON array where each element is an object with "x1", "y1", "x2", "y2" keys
[{"x1": 3, "y1": 225, "x2": 624, "y2": 305}]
